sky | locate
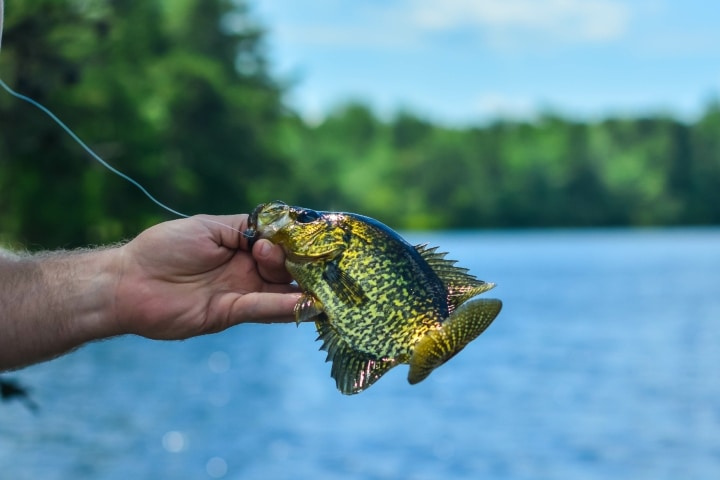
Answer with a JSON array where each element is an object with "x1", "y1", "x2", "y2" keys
[{"x1": 251, "y1": 0, "x2": 720, "y2": 125}]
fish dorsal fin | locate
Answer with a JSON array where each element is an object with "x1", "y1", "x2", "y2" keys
[
  {"x1": 315, "y1": 317, "x2": 399, "y2": 395},
  {"x1": 414, "y1": 244, "x2": 496, "y2": 310}
]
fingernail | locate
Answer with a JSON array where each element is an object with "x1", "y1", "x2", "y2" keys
[{"x1": 258, "y1": 240, "x2": 271, "y2": 258}]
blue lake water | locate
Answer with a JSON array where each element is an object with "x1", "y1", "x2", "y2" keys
[{"x1": 2, "y1": 228, "x2": 720, "y2": 479}]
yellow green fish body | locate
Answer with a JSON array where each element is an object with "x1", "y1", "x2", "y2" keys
[{"x1": 247, "y1": 201, "x2": 502, "y2": 394}]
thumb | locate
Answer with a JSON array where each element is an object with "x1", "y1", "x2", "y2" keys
[{"x1": 253, "y1": 239, "x2": 294, "y2": 284}]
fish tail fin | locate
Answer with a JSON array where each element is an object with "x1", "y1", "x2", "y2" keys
[{"x1": 408, "y1": 297, "x2": 502, "y2": 385}]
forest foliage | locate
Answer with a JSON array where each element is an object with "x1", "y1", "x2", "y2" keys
[{"x1": 1, "y1": 0, "x2": 719, "y2": 249}]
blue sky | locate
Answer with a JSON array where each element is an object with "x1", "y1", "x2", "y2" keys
[{"x1": 252, "y1": 0, "x2": 720, "y2": 125}]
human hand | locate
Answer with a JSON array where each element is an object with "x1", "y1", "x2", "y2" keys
[{"x1": 114, "y1": 214, "x2": 301, "y2": 340}]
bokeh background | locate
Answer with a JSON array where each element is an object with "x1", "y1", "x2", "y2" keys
[
  {"x1": 2, "y1": 1, "x2": 720, "y2": 479},
  {"x1": 1, "y1": 0, "x2": 720, "y2": 248}
]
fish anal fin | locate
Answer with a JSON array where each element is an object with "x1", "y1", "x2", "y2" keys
[
  {"x1": 316, "y1": 319, "x2": 399, "y2": 395},
  {"x1": 408, "y1": 297, "x2": 502, "y2": 385},
  {"x1": 322, "y1": 259, "x2": 368, "y2": 306}
]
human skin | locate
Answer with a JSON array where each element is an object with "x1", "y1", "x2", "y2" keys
[
  {"x1": 0, "y1": 214, "x2": 301, "y2": 371},
  {"x1": 0, "y1": 7, "x2": 300, "y2": 371}
]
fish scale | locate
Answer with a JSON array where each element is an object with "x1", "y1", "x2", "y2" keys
[
  {"x1": 247, "y1": 201, "x2": 502, "y2": 394},
  {"x1": 298, "y1": 213, "x2": 446, "y2": 357}
]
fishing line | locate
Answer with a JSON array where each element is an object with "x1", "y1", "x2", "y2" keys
[
  {"x1": 0, "y1": 77, "x2": 248, "y2": 237},
  {"x1": 0, "y1": 78, "x2": 190, "y2": 218}
]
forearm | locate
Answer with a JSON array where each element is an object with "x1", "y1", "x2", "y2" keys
[
  {"x1": 0, "y1": 247, "x2": 122, "y2": 371},
  {"x1": 0, "y1": 214, "x2": 298, "y2": 370}
]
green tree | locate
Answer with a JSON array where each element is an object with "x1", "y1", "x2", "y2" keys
[
  {"x1": 689, "y1": 100, "x2": 720, "y2": 222},
  {"x1": 0, "y1": 0, "x2": 286, "y2": 249}
]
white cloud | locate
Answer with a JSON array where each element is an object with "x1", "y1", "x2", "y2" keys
[
  {"x1": 473, "y1": 93, "x2": 539, "y2": 120},
  {"x1": 272, "y1": 24, "x2": 415, "y2": 50},
  {"x1": 267, "y1": 0, "x2": 632, "y2": 54},
  {"x1": 405, "y1": 0, "x2": 631, "y2": 44}
]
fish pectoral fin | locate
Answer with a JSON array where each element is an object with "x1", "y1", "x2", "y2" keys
[
  {"x1": 408, "y1": 297, "x2": 502, "y2": 385},
  {"x1": 322, "y1": 259, "x2": 368, "y2": 306},
  {"x1": 294, "y1": 292, "x2": 324, "y2": 326},
  {"x1": 316, "y1": 319, "x2": 399, "y2": 395}
]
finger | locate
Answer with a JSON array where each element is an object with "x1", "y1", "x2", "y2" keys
[
  {"x1": 229, "y1": 292, "x2": 302, "y2": 324},
  {"x1": 262, "y1": 282, "x2": 302, "y2": 294},
  {"x1": 253, "y1": 239, "x2": 294, "y2": 284},
  {"x1": 195, "y1": 214, "x2": 249, "y2": 250}
]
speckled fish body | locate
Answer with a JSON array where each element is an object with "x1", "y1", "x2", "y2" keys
[{"x1": 246, "y1": 201, "x2": 502, "y2": 394}]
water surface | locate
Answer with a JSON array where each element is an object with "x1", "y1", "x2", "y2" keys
[{"x1": 2, "y1": 228, "x2": 719, "y2": 479}]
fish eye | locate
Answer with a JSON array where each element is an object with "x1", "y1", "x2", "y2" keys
[{"x1": 296, "y1": 209, "x2": 321, "y2": 223}]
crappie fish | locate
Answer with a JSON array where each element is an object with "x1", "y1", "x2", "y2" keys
[{"x1": 246, "y1": 201, "x2": 502, "y2": 395}]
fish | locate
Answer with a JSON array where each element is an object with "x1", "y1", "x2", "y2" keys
[{"x1": 245, "y1": 201, "x2": 502, "y2": 395}]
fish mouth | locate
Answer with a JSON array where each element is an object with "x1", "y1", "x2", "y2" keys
[
  {"x1": 244, "y1": 201, "x2": 293, "y2": 249},
  {"x1": 243, "y1": 227, "x2": 258, "y2": 248},
  {"x1": 244, "y1": 203, "x2": 263, "y2": 248}
]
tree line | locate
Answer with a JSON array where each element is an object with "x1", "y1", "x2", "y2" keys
[
  {"x1": 1, "y1": 0, "x2": 719, "y2": 249},
  {"x1": 284, "y1": 102, "x2": 720, "y2": 230}
]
